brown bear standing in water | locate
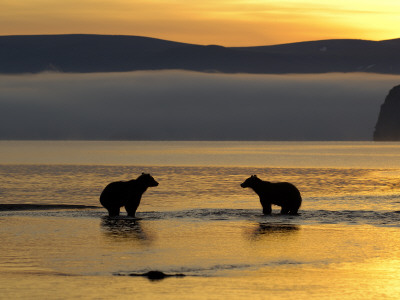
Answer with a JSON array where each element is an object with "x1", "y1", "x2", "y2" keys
[
  {"x1": 241, "y1": 175, "x2": 302, "y2": 215},
  {"x1": 100, "y1": 173, "x2": 159, "y2": 217}
]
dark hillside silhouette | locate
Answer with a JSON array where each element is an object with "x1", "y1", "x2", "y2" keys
[{"x1": 1, "y1": 34, "x2": 399, "y2": 74}]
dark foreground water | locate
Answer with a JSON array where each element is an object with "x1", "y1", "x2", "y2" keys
[{"x1": 1, "y1": 141, "x2": 400, "y2": 299}]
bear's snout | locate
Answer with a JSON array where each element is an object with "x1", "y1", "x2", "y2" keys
[
  {"x1": 151, "y1": 181, "x2": 159, "y2": 187},
  {"x1": 240, "y1": 183, "x2": 246, "y2": 188}
]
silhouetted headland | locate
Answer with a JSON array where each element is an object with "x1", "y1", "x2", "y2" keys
[
  {"x1": 1, "y1": 34, "x2": 400, "y2": 74},
  {"x1": 374, "y1": 85, "x2": 400, "y2": 141}
]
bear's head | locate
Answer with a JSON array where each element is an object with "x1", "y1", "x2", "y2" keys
[
  {"x1": 240, "y1": 175, "x2": 261, "y2": 188},
  {"x1": 137, "y1": 173, "x2": 159, "y2": 187}
]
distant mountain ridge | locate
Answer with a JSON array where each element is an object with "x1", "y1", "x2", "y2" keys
[{"x1": 1, "y1": 34, "x2": 400, "y2": 74}]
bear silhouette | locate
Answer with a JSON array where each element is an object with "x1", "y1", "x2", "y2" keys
[
  {"x1": 241, "y1": 175, "x2": 302, "y2": 215},
  {"x1": 100, "y1": 173, "x2": 159, "y2": 217}
]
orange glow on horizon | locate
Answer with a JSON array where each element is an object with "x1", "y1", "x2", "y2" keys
[{"x1": 1, "y1": 0, "x2": 399, "y2": 46}]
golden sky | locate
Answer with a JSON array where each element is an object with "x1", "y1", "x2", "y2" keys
[{"x1": 1, "y1": 0, "x2": 399, "y2": 46}]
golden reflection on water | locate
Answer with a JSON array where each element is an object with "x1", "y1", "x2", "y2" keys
[
  {"x1": 100, "y1": 218, "x2": 155, "y2": 246},
  {"x1": 1, "y1": 164, "x2": 400, "y2": 212},
  {"x1": 2, "y1": 141, "x2": 400, "y2": 168},
  {"x1": 2, "y1": 141, "x2": 400, "y2": 298},
  {"x1": 1, "y1": 214, "x2": 400, "y2": 299}
]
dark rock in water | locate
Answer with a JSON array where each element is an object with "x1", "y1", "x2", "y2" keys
[
  {"x1": 119, "y1": 271, "x2": 186, "y2": 281},
  {"x1": 374, "y1": 85, "x2": 400, "y2": 141},
  {"x1": 141, "y1": 271, "x2": 169, "y2": 280}
]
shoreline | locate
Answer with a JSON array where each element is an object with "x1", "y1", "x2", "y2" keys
[{"x1": 0, "y1": 204, "x2": 100, "y2": 211}]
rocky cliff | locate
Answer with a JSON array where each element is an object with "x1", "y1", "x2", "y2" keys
[{"x1": 374, "y1": 85, "x2": 400, "y2": 141}]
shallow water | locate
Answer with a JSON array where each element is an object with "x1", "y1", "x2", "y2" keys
[
  {"x1": 2, "y1": 210, "x2": 400, "y2": 299},
  {"x1": 1, "y1": 141, "x2": 400, "y2": 299}
]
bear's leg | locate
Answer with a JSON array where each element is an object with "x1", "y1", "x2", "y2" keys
[
  {"x1": 262, "y1": 204, "x2": 272, "y2": 215},
  {"x1": 260, "y1": 197, "x2": 272, "y2": 215},
  {"x1": 107, "y1": 206, "x2": 120, "y2": 217},
  {"x1": 288, "y1": 208, "x2": 299, "y2": 215},
  {"x1": 125, "y1": 205, "x2": 138, "y2": 217},
  {"x1": 288, "y1": 201, "x2": 301, "y2": 215},
  {"x1": 125, "y1": 208, "x2": 136, "y2": 217},
  {"x1": 280, "y1": 207, "x2": 290, "y2": 214},
  {"x1": 125, "y1": 198, "x2": 140, "y2": 218}
]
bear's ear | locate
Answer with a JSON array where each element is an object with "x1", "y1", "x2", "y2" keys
[{"x1": 252, "y1": 175, "x2": 257, "y2": 178}]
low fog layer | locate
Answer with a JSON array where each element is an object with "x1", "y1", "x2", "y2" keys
[{"x1": 0, "y1": 71, "x2": 399, "y2": 140}]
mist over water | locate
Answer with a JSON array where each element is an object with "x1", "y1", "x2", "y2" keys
[{"x1": 1, "y1": 71, "x2": 400, "y2": 140}]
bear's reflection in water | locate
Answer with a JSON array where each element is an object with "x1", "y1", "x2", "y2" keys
[
  {"x1": 100, "y1": 217, "x2": 154, "y2": 243},
  {"x1": 248, "y1": 223, "x2": 300, "y2": 240}
]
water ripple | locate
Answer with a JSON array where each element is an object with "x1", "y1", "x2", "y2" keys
[{"x1": 2, "y1": 206, "x2": 400, "y2": 227}]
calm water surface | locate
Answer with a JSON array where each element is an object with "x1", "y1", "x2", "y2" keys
[{"x1": 1, "y1": 141, "x2": 400, "y2": 299}]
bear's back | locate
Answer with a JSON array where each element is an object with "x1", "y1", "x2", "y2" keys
[
  {"x1": 100, "y1": 180, "x2": 135, "y2": 200},
  {"x1": 259, "y1": 182, "x2": 301, "y2": 209},
  {"x1": 268, "y1": 182, "x2": 301, "y2": 197}
]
